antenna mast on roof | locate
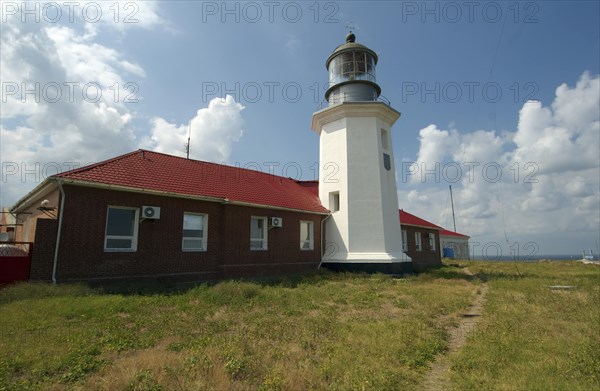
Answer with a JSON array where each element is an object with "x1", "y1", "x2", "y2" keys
[
  {"x1": 185, "y1": 120, "x2": 191, "y2": 159},
  {"x1": 449, "y1": 185, "x2": 457, "y2": 232}
]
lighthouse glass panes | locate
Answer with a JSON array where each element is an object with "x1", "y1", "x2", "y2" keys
[{"x1": 328, "y1": 51, "x2": 376, "y2": 86}]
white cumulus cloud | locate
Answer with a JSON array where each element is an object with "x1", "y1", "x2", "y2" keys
[
  {"x1": 402, "y1": 72, "x2": 600, "y2": 254},
  {"x1": 0, "y1": 2, "x2": 244, "y2": 206},
  {"x1": 140, "y1": 95, "x2": 245, "y2": 163}
]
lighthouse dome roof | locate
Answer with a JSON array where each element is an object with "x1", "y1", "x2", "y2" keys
[{"x1": 325, "y1": 32, "x2": 378, "y2": 69}]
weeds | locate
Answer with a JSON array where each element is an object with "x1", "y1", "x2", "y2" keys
[{"x1": 1, "y1": 261, "x2": 597, "y2": 390}]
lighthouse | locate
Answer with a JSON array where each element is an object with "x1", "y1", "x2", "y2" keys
[{"x1": 311, "y1": 32, "x2": 412, "y2": 273}]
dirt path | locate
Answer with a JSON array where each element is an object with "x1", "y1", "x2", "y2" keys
[{"x1": 421, "y1": 269, "x2": 489, "y2": 391}]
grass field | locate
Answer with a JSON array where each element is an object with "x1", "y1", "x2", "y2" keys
[
  {"x1": 0, "y1": 261, "x2": 598, "y2": 390},
  {"x1": 450, "y1": 261, "x2": 600, "y2": 391}
]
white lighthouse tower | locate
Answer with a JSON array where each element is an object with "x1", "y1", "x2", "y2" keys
[{"x1": 311, "y1": 32, "x2": 412, "y2": 273}]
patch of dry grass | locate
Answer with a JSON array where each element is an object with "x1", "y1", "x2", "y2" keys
[
  {"x1": 7, "y1": 262, "x2": 595, "y2": 390},
  {"x1": 449, "y1": 261, "x2": 600, "y2": 390},
  {"x1": 1, "y1": 269, "x2": 475, "y2": 390}
]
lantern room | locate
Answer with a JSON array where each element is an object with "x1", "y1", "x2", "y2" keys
[{"x1": 325, "y1": 32, "x2": 382, "y2": 104}]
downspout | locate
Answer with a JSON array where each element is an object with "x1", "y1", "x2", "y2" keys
[
  {"x1": 318, "y1": 214, "x2": 332, "y2": 269},
  {"x1": 52, "y1": 180, "x2": 65, "y2": 284}
]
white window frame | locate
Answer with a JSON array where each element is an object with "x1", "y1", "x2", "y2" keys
[
  {"x1": 415, "y1": 232, "x2": 422, "y2": 252},
  {"x1": 402, "y1": 230, "x2": 408, "y2": 252},
  {"x1": 104, "y1": 206, "x2": 139, "y2": 252},
  {"x1": 250, "y1": 216, "x2": 268, "y2": 251},
  {"x1": 300, "y1": 221, "x2": 314, "y2": 250},
  {"x1": 429, "y1": 233, "x2": 436, "y2": 251},
  {"x1": 182, "y1": 213, "x2": 208, "y2": 252}
]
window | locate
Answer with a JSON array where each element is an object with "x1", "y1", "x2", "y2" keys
[
  {"x1": 182, "y1": 213, "x2": 207, "y2": 251},
  {"x1": 329, "y1": 191, "x2": 340, "y2": 212},
  {"x1": 381, "y1": 129, "x2": 389, "y2": 150},
  {"x1": 250, "y1": 217, "x2": 268, "y2": 250},
  {"x1": 328, "y1": 51, "x2": 376, "y2": 86},
  {"x1": 300, "y1": 221, "x2": 314, "y2": 250},
  {"x1": 383, "y1": 153, "x2": 391, "y2": 171},
  {"x1": 381, "y1": 129, "x2": 391, "y2": 171},
  {"x1": 402, "y1": 230, "x2": 408, "y2": 252},
  {"x1": 415, "y1": 232, "x2": 422, "y2": 252},
  {"x1": 105, "y1": 207, "x2": 139, "y2": 251},
  {"x1": 428, "y1": 233, "x2": 436, "y2": 251}
]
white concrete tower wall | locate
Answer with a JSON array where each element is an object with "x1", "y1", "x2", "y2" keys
[
  {"x1": 313, "y1": 103, "x2": 410, "y2": 263},
  {"x1": 318, "y1": 117, "x2": 349, "y2": 258}
]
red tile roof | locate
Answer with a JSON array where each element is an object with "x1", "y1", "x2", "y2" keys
[
  {"x1": 55, "y1": 150, "x2": 329, "y2": 214},
  {"x1": 295, "y1": 180, "x2": 319, "y2": 197},
  {"x1": 399, "y1": 210, "x2": 442, "y2": 230},
  {"x1": 399, "y1": 210, "x2": 469, "y2": 238},
  {"x1": 439, "y1": 229, "x2": 470, "y2": 238},
  {"x1": 50, "y1": 150, "x2": 469, "y2": 235}
]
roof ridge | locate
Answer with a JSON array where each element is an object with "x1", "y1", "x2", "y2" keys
[
  {"x1": 50, "y1": 149, "x2": 328, "y2": 214},
  {"x1": 55, "y1": 149, "x2": 143, "y2": 178},
  {"x1": 440, "y1": 229, "x2": 469, "y2": 238},
  {"x1": 138, "y1": 149, "x2": 312, "y2": 184},
  {"x1": 56, "y1": 149, "x2": 307, "y2": 184},
  {"x1": 400, "y1": 209, "x2": 444, "y2": 229}
]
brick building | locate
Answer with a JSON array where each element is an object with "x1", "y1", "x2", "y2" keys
[
  {"x1": 399, "y1": 210, "x2": 443, "y2": 272},
  {"x1": 10, "y1": 150, "x2": 328, "y2": 283}
]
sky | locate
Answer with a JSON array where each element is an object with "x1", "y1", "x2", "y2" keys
[{"x1": 1, "y1": 1, "x2": 599, "y2": 258}]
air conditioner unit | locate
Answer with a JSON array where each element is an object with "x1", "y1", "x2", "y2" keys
[
  {"x1": 270, "y1": 217, "x2": 283, "y2": 228},
  {"x1": 142, "y1": 206, "x2": 161, "y2": 219}
]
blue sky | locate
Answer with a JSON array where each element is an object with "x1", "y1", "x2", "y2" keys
[{"x1": 1, "y1": 1, "x2": 599, "y2": 257}]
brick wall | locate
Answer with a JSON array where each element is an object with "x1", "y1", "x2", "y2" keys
[
  {"x1": 220, "y1": 204, "x2": 321, "y2": 278},
  {"x1": 54, "y1": 185, "x2": 323, "y2": 282},
  {"x1": 401, "y1": 225, "x2": 442, "y2": 271},
  {"x1": 30, "y1": 218, "x2": 58, "y2": 281}
]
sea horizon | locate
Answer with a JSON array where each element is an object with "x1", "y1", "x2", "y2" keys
[{"x1": 468, "y1": 254, "x2": 598, "y2": 262}]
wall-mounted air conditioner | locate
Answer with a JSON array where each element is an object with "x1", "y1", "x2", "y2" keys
[
  {"x1": 270, "y1": 217, "x2": 283, "y2": 228},
  {"x1": 142, "y1": 206, "x2": 161, "y2": 219}
]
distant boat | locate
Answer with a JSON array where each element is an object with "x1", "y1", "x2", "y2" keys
[{"x1": 579, "y1": 249, "x2": 599, "y2": 265}]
